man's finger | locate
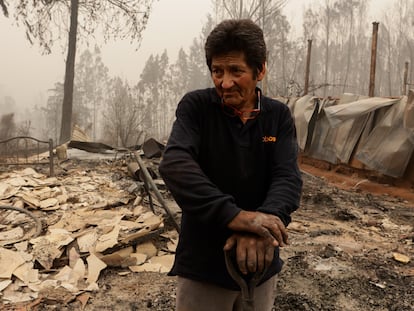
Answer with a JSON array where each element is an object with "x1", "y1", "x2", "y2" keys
[
  {"x1": 274, "y1": 217, "x2": 289, "y2": 245},
  {"x1": 264, "y1": 246, "x2": 274, "y2": 268},
  {"x1": 223, "y1": 235, "x2": 237, "y2": 251},
  {"x1": 267, "y1": 224, "x2": 286, "y2": 247},
  {"x1": 256, "y1": 241, "x2": 266, "y2": 273},
  {"x1": 236, "y1": 246, "x2": 248, "y2": 274},
  {"x1": 265, "y1": 218, "x2": 288, "y2": 247},
  {"x1": 246, "y1": 240, "x2": 258, "y2": 273}
]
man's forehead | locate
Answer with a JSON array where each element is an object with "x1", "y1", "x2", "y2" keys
[{"x1": 211, "y1": 51, "x2": 247, "y2": 65}]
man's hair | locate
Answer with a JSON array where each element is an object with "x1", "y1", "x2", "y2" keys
[{"x1": 205, "y1": 19, "x2": 267, "y2": 78}]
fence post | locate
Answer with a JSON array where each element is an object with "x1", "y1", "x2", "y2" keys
[
  {"x1": 48, "y1": 139, "x2": 54, "y2": 177},
  {"x1": 304, "y1": 39, "x2": 312, "y2": 95},
  {"x1": 403, "y1": 61, "x2": 409, "y2": 96},
  {"x1": 369, "y1": 22, "x2": 379, "y2": 97}
]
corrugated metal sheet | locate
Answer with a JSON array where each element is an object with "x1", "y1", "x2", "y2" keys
[{"x1": 291, "y1": 90, "x2": 414, "y2": 178}]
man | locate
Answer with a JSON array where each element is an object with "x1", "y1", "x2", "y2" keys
[{"x1": 159, "y1": 19, "x2": 302, "y2": 311}]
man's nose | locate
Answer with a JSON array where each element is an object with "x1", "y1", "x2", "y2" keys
[{"x1": 220, "y1": 72, "x2": 234, "y2": 89}]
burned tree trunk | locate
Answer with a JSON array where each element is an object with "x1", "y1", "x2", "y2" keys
[{"x1": 59, "y1": 0, "x2": 79, "y2": 144}]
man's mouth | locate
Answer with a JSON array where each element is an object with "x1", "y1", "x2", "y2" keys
[
  {"x1": 222, "y1": 94, "x2": 234, "y2": 104},
  {"x1": 222, "y1": 91, "x2": 238, "y2": 98}
]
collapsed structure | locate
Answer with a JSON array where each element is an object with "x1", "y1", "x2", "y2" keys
[
  {"x1": 286, "y1": 89, "x2": 414, "y2": 180},
  {"x1": 0, "y1": 148, "x2": 178, "y2": 306}
]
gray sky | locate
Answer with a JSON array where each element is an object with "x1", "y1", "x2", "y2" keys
[{"x1": 0, "y1": 0, "x2": 388, "y2": 112}]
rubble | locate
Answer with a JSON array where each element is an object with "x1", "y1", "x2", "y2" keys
[{"x1": 0, "y1": 155, "x2": 179, "y2": 306}]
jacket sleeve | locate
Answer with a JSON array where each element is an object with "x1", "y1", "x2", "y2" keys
[
  {"x1": 159, "y1": 93, "x2": 242, "y2": 228},
  {"x1": 257, "y1": 105, "x2": 303, "y2": 226}
]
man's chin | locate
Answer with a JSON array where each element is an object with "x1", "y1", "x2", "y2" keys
[{"x1": 222, "y1": 97, "x2": 241, "y2": 107}]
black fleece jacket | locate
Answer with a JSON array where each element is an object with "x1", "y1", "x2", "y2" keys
[{"x1": 159, "y1": 87, "x2": 302, "y2": 290}]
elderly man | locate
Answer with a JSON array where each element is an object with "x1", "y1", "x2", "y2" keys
[{"x1": 159, "y1": 19, "x2": 302, "y2": 311}]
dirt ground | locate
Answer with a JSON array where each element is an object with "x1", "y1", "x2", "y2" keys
[{"x1": 4, "y1": 159, "x2": 414, "y2": 311}]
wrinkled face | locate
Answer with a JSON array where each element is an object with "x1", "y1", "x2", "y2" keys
[{"x1": 211, "y1": 51, "x2": 265, "y2": 110}]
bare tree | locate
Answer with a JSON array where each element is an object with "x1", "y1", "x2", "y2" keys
[
  {"x1": 0, "y1": 113, "x2": 16, "y2": 141},
  {"x1": 43, "y1": 82, "x2": 64, "y2": 144},
  {"x1": 60, "y1": 0, "x2": 79, "y2": 144},
  {"x1": 214, "y1": 0, "x2": 286, "y2": 23},
  {"x1": 6, "y1": 0, "x2": 154, "y2": 144},
  {"x1": 320, "y1": 0, "x2": 339, "y2": 97},
  {"x1": 301, "y1": 0, "x2": 371, "y2": 97},
  {"x1": 0, "y1": 0, "x2": 8, "y2": 17},
  {"x1": 75, "y1": 46, "x2": 109, "y2": 140},
  {"x1": 103, "y1": 77, "x2": 146, "y2": 147},
  {"x1": 378, "y1": 0, "x2": 414, "y2": 96}
]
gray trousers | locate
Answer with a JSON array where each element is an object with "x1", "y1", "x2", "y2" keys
[{"x1": 176, "y1": 276, "x2": 277, "y2": 311}]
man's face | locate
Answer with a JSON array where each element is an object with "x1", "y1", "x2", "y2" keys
[{"x1": 211, "y1": 51, "x2": 265, "y2": 110}]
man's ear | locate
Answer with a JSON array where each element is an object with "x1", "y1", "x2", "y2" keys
[{"x1": 257, "y1": 63, "x2": 266, "y2": 81}]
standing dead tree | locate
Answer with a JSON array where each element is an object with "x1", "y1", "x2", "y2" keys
[
  {"x1": 0, "y1": 0, "x2": 8, "y2": 17},
  {"x1": 4, "y1": 0, "x2": 154, "y2": 144}
]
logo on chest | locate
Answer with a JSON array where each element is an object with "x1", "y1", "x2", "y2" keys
[{"x1": 262, "y1": 136, "x2": 277, "y2": 143}]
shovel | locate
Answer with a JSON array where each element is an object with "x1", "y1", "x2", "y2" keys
[{"x1": 224, "y1": 249, "x2": 268, "y2": 311}]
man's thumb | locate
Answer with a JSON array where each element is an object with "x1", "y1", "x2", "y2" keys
[{"x1": 223, "y1": 236, "x2": 236, "y2": 251}]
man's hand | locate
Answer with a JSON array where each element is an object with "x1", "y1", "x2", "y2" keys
[
  {"x1": 223, "y1": 233, "x2": 274, "y2": 275},
  {"x1": 227, "y1": 211, "x2": 288, "y2": 247}
]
